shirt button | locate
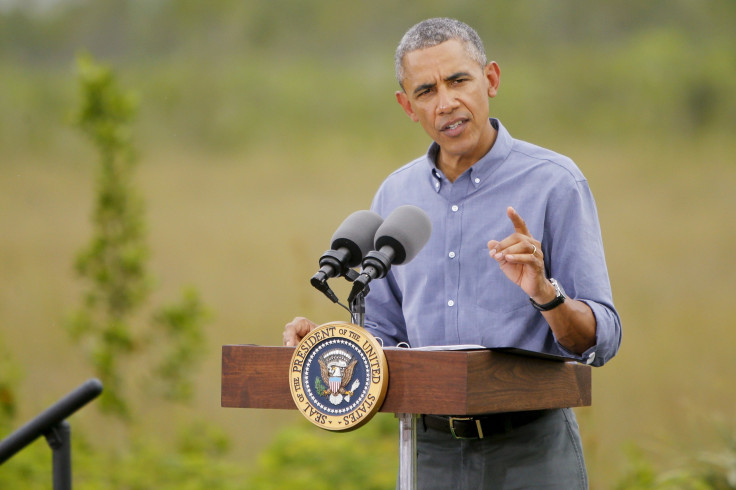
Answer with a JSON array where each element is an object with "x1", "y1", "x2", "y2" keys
[
  {"x1": 474, "y1": 178, "x2": 480, "y2": 184},
  {"x1": 451, "y1": 205, "x2": 459, "y2": 212},
  {"x1": 448, "y1": 251, "x2": 456, "y2": 258},
  {"x1": 447, "y1": 300, "x2": 455, "y2": 307}
]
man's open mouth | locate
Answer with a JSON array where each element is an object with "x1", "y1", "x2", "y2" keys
[{"x1": 442, "y1": 119, "x2": 467, "y2": 134}]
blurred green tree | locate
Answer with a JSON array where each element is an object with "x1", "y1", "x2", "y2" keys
[{"x1": 65, "y1": 52, "x2": 210, "y2": 417}]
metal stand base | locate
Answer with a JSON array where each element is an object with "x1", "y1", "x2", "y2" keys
[
  {"x1": 398, "y1": 413, "x2": 417, "y2": 490},
  {"x1": 45, "y1": 420, "x2": 72, "y2": 490}
]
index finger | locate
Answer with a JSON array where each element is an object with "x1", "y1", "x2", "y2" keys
[{"x1": 507, "y1": 206, "x2": 530, "y2": 236}]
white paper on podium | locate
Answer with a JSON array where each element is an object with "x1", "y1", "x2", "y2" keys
[
  {"x1": 404, "y1": 344, "x2": 487, "y2": 351},
  {"x1": 383, "y1": 344, "x2": 575, "y2": 361}
]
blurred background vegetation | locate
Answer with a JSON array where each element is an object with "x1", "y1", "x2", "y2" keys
[{"x1": 1, "y1": 0, "x2": 735, "y2": 488}]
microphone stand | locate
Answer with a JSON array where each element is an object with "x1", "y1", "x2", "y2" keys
[
  {"x1": 346, "y1": 272, "x2": 416, "y2": 490},
  {"x1": 310, "y1": 267, "x2": 416, "y2": 489},
  {"x1": 345, "y1": 269, "x2": 367, "y2": 327}
]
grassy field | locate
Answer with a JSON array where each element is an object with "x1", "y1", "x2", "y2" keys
[
  {"x1": 2, "y1": 126, "x2": 735, "y2": 487},
  {"x1": 2, "y1": 2, "x2": 735, "y2": 486}
]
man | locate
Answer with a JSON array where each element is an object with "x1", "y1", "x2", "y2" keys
[{"x1": 285, "y1": 17, "x2": 621, "y2": 488}]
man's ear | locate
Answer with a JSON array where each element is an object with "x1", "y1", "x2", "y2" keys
[
  {"x1": 485, "y1": 61, "x2": 501, "y2": 98},
  {"x1": 396, "y1": 90, "x2": 419, "y2": 122}
]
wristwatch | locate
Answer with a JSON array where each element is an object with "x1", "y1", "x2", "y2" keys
[{"x1": 529, "y1": 278, "x2": 566, "y2": 311}]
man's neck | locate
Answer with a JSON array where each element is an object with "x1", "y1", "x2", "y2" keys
[
  {"x1": 437, "y1": 155, "x2": 473, "y2": 183},
  {"x1": 437, "y1": 127, "x2": 498, "y2": 183}
]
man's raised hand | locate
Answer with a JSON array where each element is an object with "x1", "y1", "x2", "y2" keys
[{"x1": 487, "y1": 207, "x2": 550, "y2": 300}]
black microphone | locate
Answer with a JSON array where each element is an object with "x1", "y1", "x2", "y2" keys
[
  {"x1": 348, "y1": 205, "x2": 432, "y2": 303},
  {"x1": 310, "y1": 210, "x2": 384, "y2": 302}
]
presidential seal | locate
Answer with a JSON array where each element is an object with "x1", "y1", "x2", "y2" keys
[{"x1": 288, "y1": 321, "x2": 388, "y2": 431}]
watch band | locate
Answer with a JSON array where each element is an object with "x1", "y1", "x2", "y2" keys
[{"x1": 529, "y1": 278, "x2": 566, "y2": 311}]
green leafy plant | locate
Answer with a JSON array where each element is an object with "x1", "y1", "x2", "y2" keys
[
  {"x1": 314, "y1": 375, "x2": 327, "y2": 396},
  {"x1": 244, "y1": 413, "x2": 398, "y2": 489},
  {"x1": 66, "y1": 53, "x2": 209, "y2": 417}
]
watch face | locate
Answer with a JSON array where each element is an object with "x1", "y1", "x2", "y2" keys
[{"x1": 551, "y1": 279, "x2": 565, "y2": 298}]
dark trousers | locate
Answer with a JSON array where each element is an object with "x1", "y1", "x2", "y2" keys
[{"x1": 413, "y1": 408, "x2": 587, "y2": 489}]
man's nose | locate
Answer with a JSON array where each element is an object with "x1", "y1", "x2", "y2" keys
[{"x1": 436, "y1": 87, "x2": 458, "y2": 114}]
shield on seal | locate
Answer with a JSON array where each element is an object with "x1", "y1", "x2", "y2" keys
[{"x1": 319, "y1": 349, "x2": 354, "y2": 396}]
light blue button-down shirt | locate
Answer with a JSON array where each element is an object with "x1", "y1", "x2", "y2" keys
[{"x1": 364, "y1": 119, "x2": 621, "y2": 367}]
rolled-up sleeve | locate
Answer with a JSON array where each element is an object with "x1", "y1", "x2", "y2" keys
[{"x1": 546, "y1": 178, "x2": 622, "y2": 367}]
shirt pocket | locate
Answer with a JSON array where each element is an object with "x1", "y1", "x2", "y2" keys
[{"x1": 474, "y1": 262, "x2": 529, "y2": 314}]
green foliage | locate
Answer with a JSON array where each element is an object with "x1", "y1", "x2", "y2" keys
[
  {"x1": 0, "y1": 52, "x2": 236, "y2": 489},
  {"x1": 66, "y1": 53, "x2": 209, "y2": 416},
  {"x1": 70, "y1": 421, "x2": 246, "y2": 489},
  {"x1": 0, "y1": 440, "x2": 50, "y2": 489},
  {"x1": 73, "y1": 52, "x2": 139, "y2": 159},
  {"x1": 151, "y1": 288, "x2": 211, "y2": 402},
  {"x1": 314, "y1": 375, "x2": 327, "y2": 396},
  {"x1": 616, "y1": 435, "x2": 736, "y2": 490},
  {"x1": 66, "y1": 52, "x2": 149, "y2": 415},
  {"x1": 0, "y1": 421, "x2": 249, "y2": 490},
  {"x1": 244, "y1": 413, "x2": 398, "y2": 489}
]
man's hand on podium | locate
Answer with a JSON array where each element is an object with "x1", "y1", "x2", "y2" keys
[{"x1": 283, "y1": 317, "x2": 319, "y2": 347}]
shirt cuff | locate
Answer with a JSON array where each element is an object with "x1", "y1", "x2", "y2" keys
[{"x1": 557, "y1": 343, "x2": 597, "y2": 365}]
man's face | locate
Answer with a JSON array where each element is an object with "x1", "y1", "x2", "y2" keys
[{"x1": 396, "y1": 40, "x2": 500, "y2": 169}]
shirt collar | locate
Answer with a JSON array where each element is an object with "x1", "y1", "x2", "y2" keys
[{"x1": 426, "y1": 118, "x2": 513, "y2": 193}]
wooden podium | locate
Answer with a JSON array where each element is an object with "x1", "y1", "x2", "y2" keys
[
  {"x1": 221, "y1": 344, "x2": 591, "y2": 488},
  {"x1": 221, "y1": 345, "x2": 590, "y2": 414}
]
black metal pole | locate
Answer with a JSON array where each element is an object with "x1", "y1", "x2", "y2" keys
[
  {"x1": 0, "y1": 378, "x2": 102, "y2": 465},
  {"x1": 45, "y1": 420, "x2": 72, "y2": 490}
]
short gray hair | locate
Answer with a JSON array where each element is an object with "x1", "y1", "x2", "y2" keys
[{"x1": 395, "y1": 18, "x2": 488, "y2": 90}]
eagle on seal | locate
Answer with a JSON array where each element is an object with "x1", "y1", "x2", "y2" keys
[{"x1": 318, "y1": 356, "x2": 358, "y2": 397}]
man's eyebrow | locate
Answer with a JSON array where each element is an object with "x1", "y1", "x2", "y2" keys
[
  {"x1": 412, "y1": 82, "x2": 436, "y2": 96},
  {"x1": 446, "y1": 71, "x2": 472, "y2": 82},
  {"x1": 412, "y1": 72, "x2": 473, "y2": 96}
]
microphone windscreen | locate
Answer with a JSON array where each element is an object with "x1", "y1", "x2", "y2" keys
[
  {"x1": 330, "y1": 210, "x2": 384, "y2": 267},
  {"x1": 374, "y1": 205, "x2": 432, "y2": 264}
]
